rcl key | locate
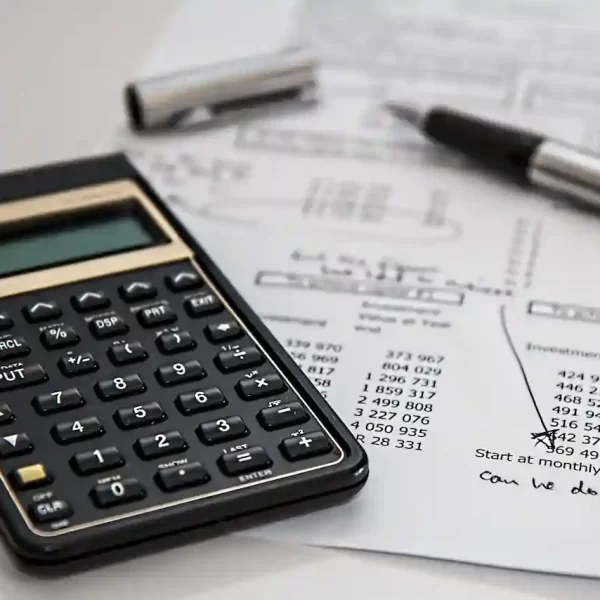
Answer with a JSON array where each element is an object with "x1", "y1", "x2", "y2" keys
[{"x1": 0, "y1": 364, "x2": 47, "y2": 392}]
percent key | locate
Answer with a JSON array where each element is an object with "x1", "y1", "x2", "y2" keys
[{"x1": 41, "y1": 326, "x2": 80, "y2": 350}]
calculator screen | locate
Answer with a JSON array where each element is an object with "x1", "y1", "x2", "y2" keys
[{"x1": 0, "y1": 201, "x2": 168, "y2": 278}]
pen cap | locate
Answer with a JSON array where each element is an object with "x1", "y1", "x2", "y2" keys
[{"x1": 124, "y1": 46, "x2": 318, "y2": 131}]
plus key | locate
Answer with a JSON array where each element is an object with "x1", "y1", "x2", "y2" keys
[{"x1": 236, "y1": 373, "x2": 286, "y2": 400}]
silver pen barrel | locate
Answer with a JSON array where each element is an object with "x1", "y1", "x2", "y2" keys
[{"x1": 528, "y1": 141, "x2": 600, "y2": 209}]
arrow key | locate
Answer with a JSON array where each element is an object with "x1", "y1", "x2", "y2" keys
[
  {"x1": 205, "y1": 320, "x2": 242, "y2": 343},
  {"x1": 23, "y1": 301, "x2": 61, "y2": 323},
  {"x1": 119, "y1": 281, "x2": 157, "y2": 302},
  {"x1": 0, "y1": 404, "x2": 14, "y2": 425},
  {"x1": 71, "y1": 291, "x2": 110, "y2": 313},
  {"x1": 0, "y1": 433, "x2": 33, "y2": 458}
]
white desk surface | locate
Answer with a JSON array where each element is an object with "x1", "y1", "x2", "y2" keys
[{"x1": 1, "y1": 2, "x2": 600, "y2": 598}]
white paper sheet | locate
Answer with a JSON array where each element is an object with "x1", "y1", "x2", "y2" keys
[{"x1": 113, "y1": 0, "x2": 600, "y2": 578}]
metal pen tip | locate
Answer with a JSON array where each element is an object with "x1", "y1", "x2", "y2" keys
[{"x1": 382, "y1": 101, "x2": 427, "y2": 129}]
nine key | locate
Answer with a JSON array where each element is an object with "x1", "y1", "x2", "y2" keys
[{"x1": 156, "y1": 360, "x2": 205, "y2": 386}]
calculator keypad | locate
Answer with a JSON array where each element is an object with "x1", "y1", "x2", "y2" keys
[{"x1": 0, "y1": 260, "x2": 341, "y2": 535}]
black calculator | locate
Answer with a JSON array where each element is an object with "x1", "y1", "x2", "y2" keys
[{"x1": 0, "y1": 154, "x2": 368, "y2": 565}]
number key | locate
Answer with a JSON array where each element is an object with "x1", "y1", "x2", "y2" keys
[
  {"x1": 71, "y1": 446, "x2": 125, "y2": 475},
  {"x1": 96, "y1": 375, "x2": 146, "y2": 401},
  {"x1": 134, "y1": 431, "x2": 188, "y2": 460},
  {"x1": 156, "y1": 360, "x2": 205, "y2": 386},
  {"x1": 114, "y1": 402, "x2": 166, "y2": 430},
  {"x1": 33, "y1": 388, "x2": 84, "y2": 415},
  {"x1": 51, "y1": 417, "x2": 104, "y2": 445},
  {"x1": 197, "y1": 416, "x2": 249, "y2": 445},
  {"x1": 91, "y1": 478, "x2": 146, "y2": 508},
  {"x1": 176, "y1": 387, "x2": 227, "y2": 415}
]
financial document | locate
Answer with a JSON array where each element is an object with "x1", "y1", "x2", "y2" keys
[{"x1": 113, "y1": 0, "x2": 600, "y2": 577}]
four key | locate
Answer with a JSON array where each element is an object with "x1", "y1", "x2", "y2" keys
[{"x1": 51, "y1": 417, "x2": 104, "y2": 445}]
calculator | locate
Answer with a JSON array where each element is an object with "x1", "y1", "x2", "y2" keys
[{"x1": 0, "y1": 154, "x2": 368, "y2": 565}]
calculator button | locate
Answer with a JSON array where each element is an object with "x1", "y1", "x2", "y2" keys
[
  {"x1": 91, "y1": 478, "x2": 146, "y2": 508},
  {"x1": 197, "y1": 416, "x2": 249, "y2": 445},
  {"x1": 280, "y1": 432, "x2": 332, "y2": 461},
  {"x1": 96, "y1": 374, "x2": 146, "y2": 401},
  {"x1": 218, "y1": 446, "x2": 272, "y2": 476},
  {"x1": 115, "y1": 402, "x2": 166, "y2": 430},
  {"x1": 33, "y1": 388, "x2": 84, "y2": 415},
  {"x1": 156, "y1": 330, "x2": 196, "y2": 354},
  {"x1": 71, "y1": 291, "x2": 110, "y2": 313},
  {"x1": 215, "y1": 346, "x2": 264, "y2": 373},
  {"x1": 23, "y1": 301, "x2": 61, "y2": 323},
  {"x1": 258, "y1": 402, "x2": 310, "y2": 431},
  {"x1": 51, "y1": 417, "x2": 105, "y2": 445},
  {"x1": 166, "y1": 271, "x2": 202, "y2": 292},
  {"x1": 0, "y1": 364, "x2": 47, "y2": 391},
  {"x1": 155, "y1": 462, "x2": 210, "y2": 492},
  {"x1": 176, "y1": 387, "x2": 227, "y2": 415},
  {"x1": 0, "y1": 313, "x2": 13, "y2": 332},
  {"x1": 10, "y1": 464, "x2": 51, "y2": 490},
  {"x1": 119, "y1": 281, "x2": 157, "y2": 302},
  {"x1": 237, "y1": 373, "x2": 286, "y2": 400},
  {"x1": 135, "y1": 431, "x2": 188, "y2": 460},
  {"x1": 40, "y1": 325, "x2": 80, "y2": 349},
  {"x1": 108, "y1": 341, "x2": 148, "y2": 365},
  {"x1": 58, "y1": 353, "x2": 98, "y2": 377},
  {"x1": 29, "y1": 499, "x2": 72, "y2": 524},
  {"x1": 156, "y1": 360, "x2": 205, "y2": 386},
  {"x1": 137, "y1": 304, "x2": 177, "y2": 328},
  {"x1": 184, "y1": 293, "x2": 223, "y2": 318},
  {"x1": 0, "y1": 404, "x2": 14, "y2": 425},
  {"x1": 0, "y1": 336, "x2": 29, "y2": 361},
  {"x1": 205, "y1": 320, "x2": 242, "y2": 343},
  {"x1": 89, "y1": 315, "x2": 129, "y2": 339},
  {"x1": 0, "y1": 433, "x2": 33, "y2": 458},
  {"x1": 71, "y1": 446, "x2": 125, "y2": 475}
]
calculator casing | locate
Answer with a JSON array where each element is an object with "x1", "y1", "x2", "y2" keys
[{"x1": 0, "y1": 154, "x2": 368, "y2": 565}]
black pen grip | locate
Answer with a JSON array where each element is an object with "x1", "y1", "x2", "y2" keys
[{"x1": 424, "y1": 108, "x2": 544, "y2": 182}]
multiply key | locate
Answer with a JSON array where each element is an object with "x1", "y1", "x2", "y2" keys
[
  {"x1": 0, "y1": 364, "x2": 47, "y2": 391},
  {"x1": 236, "y1": 373, "x2": 286, "y2": 400}
]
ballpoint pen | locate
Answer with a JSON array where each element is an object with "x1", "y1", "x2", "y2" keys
[{"x1": 384, "y1": 102, "x2": 600, "y2": 209}]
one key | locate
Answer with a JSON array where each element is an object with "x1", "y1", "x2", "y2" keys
[
  {"x1": 184, "y1": 293, "x2": 223, "y2": 318},
  {"x1": 137, "y1": 304, "x2": 177, "y2": 328},
  {"x1": 40, "y1": 325, "x2": 79, "y2": 349},
  {"x1": 0, "y1": 364, "x2": 47, "y2": 391},
  {"x1": 108, "y1": 341, "x2": 148, "y2": 365},
  {"x1": 166, "y1": 271, "x2": 202, "y2": 292},
  {"x1": 91, "y1": 478, "x2": 146, "y2": 508},
  {"x1": 218, "y1": 446, "x2": 272, "y2": 476},
  {"x1": 197, "y1": 416, "x2": 249, "y2": 445},
  {"x1": 156, "y1": 330, "x2": 196, "y2": 355},
  {"x1": 0, "y1": 404, "x2": 14, "y2": 425},
  {"x1": 156, "y1": 360, "x2": 205, "y2": 386},
  {"x1": 176, "y1": 387, "x2": 227, "y2": 415},
  {"x1": 89, "y1": 315, "x2": 129, "y2": 339},
  {"x1": 0, "y1": 336, "x2": 29, "y2": 360},
  {"x1": 71, "y1": 291, "x2": 110, "y2": 313},
  {"x1": 135, "y1": 431, "x2": 188, "y2": 460},
  {"x1": 96, "y1": 374, "x2": 146, "y2": 401},
  {"x1": 71, "y1": 446, "x2": 125, "y2": 475},
  {"x1": 114, "y1": 402, "x2": 166, "y2": 430},
  {"x1": 205, "y1": 320, "x2": 242, "y2": 343},
  {"x1": 33, "y1": 388, "x2": 84, "y2": 415},
  {"x1": 11, "y1": 464, "x2": 51, "y2": 490},
  {"x1": 51, "y1": 417, "x2": 104, "y2": 445},
  {"x1": 58, "y1": 352, "x2": 98, "y2": 377},
  {"x1": 280, "y1": 431, "x2": 332, "y2": 461},
  {"x1": 29, "y1": 499, "x2": 72, "y2": 524},
  {"x1": 258, "y1": 402, "x2": 310, "y2": 431},
  {"x1": 155, "y1": 462, "x2": 210, "y2": 492},
  {"x1": 119, "y1": 281, "x2": 157, "y2": 302},
  {"x1": 215, "y1": 346, "x2": 264, "y2": 373},
  {"x1": 0, "y1": 313, "x2": 13, "y2": 332},
  {"x1": 23, "y1": 301, "x2": 61, "y2": 323},
  {"x1": 0, "y1": 433, "x2": 33, "y2": 458},
  {"x1": 236, "y1": 373, "x2": 286, "y2": 400}
]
